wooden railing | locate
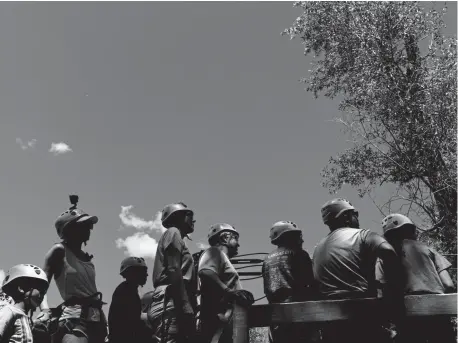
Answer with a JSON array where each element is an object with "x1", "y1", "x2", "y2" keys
[{"x1": 232, "y1": 293, "x2": 457, "y2": 343}]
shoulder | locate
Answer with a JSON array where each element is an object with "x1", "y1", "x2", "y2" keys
[
  {"x1": 46, "y1": 243, "x2": 65, "y2": 258},
  {"x1": 113, "y1": 282, "x2": 128, "y2": 296},
  {"x1": 199, "y1": 247, "x2": 224, "y2": 271},
  {"x1": 200, "y1": 247, "x2": 223, "y2": 262},
  {"x1": 163, "y1": 227, "x2": 182, "y2": 243},
  {"x1": 160, "y1": 227, "x2": 184, "y2": 249},
  {"x1": 44, "y1": 243, "x2": 66, "y2": 266}
]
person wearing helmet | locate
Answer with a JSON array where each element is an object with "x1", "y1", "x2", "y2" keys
[
  {"x1": 108, "y1": 257, "x2": 149, "y2": 343},
  {"x1": 314, "y1": 198, "x2": 403, "y2": 343},
  {"x1": 376, "y1": 213, "x2": 455, "y2": 343},
  {"x1": 198, "y1": 223, "x2": 254, "y2": 343},
  {"x1": 35, "y1": 195, "x2": 107, "y2": 343},
  {"x1": 0, "y1": 264, "x2": 49, "y2": 343},
  {"x1": 147, "y1": 202, "x2": 198, "y2": 343},
  {"x1": 262, "y1": 221, "x2": 317, "y2": 343}
]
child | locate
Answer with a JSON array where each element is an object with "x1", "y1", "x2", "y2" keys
[
  {"x1": 0, "y1": 264, "x2": 49, "y2": 343},
  {"x1": 377, "y1": 213, "x2": 455, "y2": 343},
  {"x1": 108, "y1": 257, "x2": 149, "y2": 343},
  {"x1": 262, "y1": 221, "x2": 317, "y2": 343}
]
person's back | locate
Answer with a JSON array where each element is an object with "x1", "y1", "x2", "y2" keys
[
  {"x1": 108, "y1": 281, "x2": 142, "y2": 343},
  {"x1": 315, "y1": 199, "x2": 401, "y2": 343},
  {"x1": 108, "y1": 257, "x2": 149, "y2": 343},
  {"x1": 263, "y1": 221, "x2": 318, "y2": 343},
  {"x1": 263, "y1": 246, "x2": 314, "y2": 303},
  {"x1": 378, "y1": 214, "x2": 455, "y2": 343},
  {"x1": 313, "y1": 227, "x2": 384, "y2": 298},
  {"x1": 394, "y1": 239, "x2": 450, "y2": 294}
]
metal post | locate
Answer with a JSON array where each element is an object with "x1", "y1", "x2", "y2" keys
[{"x1": 232, "y1": 303, "x2": 249, "y2": 343}]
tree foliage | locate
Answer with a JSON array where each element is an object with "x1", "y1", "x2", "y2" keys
[{"x1": 284, "y1": 2, "x2": 457, "y2": 258}]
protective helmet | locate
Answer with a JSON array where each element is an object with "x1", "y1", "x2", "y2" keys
[
  {"x1": 208, "y1": 223, "x2": 239, "y2": 244},
  {"x1": 120, "y1": 257, "x2": 147, "y2": 275},
  {"x1": 161, "y1": 202, "x2": 193, "y2": 229},
  {"x1": 55, "y1": 195, "x2": 98, "y2": 239},
  {"x1": 321, "y1": 198, "x2": 355, "y2": 224},
  {"x1": 2, "y1": 264, "x2": 49, "y2": 295},
  {"x1": 270, "y1": 221, "x2": 301, "y2": 244},
  {"x1": 382, "y1": 213, "x2": 415, "y2": 236}
]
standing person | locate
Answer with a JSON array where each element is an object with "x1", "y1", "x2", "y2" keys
[
  {"x1": 108, "y1": 257, "x2": 149, "y2": 343},
  {"x1": 35, "y1": 195, "x2": 107, "y2": 343},
  {"x1": 198, "y1": 223, "x2": 254, "y2": 343},
  {"x1": 313, "y1": 198, "x2": 403, "y2": 343},
  {"x1": 377, "y1": 213, "x2": 455, "y2": 343},
  {"x1": 147, "y1": 203, "x2": 198, "y2": 343},
  {"x1": 0, "y1": 264, "x2": 49, "y2": 343},
  {"x1": 262, "y1": 221, "x2": 317, "y2": 343}
]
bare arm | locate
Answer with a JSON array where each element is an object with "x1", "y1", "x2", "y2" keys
[
  {"x1": 438, "y1": 270, "x2": 455, "y2": 293},
  {"x1": 39, "y1": 244, "x2": 65, "y2": 311}
]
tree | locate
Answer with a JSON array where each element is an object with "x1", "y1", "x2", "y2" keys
[{"x1": 284, "y1": 2, "x2": 457, "y2": 262}]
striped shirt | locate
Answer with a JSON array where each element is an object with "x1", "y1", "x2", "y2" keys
[{"x1": 0, "y1": 304, "x2": 33, "y2": 343}]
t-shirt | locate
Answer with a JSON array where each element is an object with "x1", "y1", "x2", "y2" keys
[
  {"x1": 108, "y1": 281, "x2": 142, "y2": 343},
  {"x1": 0, "y1": 304, "x2": 33, "y2": 343},
  {"x1": 198, "y1": 247, "x2": 242, "y2": 316},
  {"x1": 313, "y1": 227, "x2": 387, "y2": 298},
  {"x1": 376, "y1": 239, "x2": 452, "y2": 294},
  {"x1": 152, "y1": 227, "x2": 197, "y2": 312},
  {"x1": 262, "y1": 247, "x2": 314, "y2": 303}
]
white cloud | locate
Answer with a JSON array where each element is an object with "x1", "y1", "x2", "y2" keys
[
  {"x1": 119, "y1": 206, "x2": 166, "y2": 233},
  {"x1": 16, "y1": 138, "x2": 37, "y2": 150},
  {"x1": 196, "y1": 242, "x2": 210, "y2": 250},
  {"x1": 115, "y1": 233, "x2": 158, "y2": 260},
  {"x1": 0, "y1": 270, "x2": 5, "y2": 285},
  {"x1": 49, "y1": 142, "x2": 72, "y2": 156}
]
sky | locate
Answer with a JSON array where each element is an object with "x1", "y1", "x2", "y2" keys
[{"x1": 0, "y1": 2, "x2": 456, "y2": 311}]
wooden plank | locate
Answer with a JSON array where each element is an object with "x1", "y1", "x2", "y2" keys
[
  {"x1": 247, "y1": 293, "x2": 457, "y2": 327},
  {"x1": 233, "y1": 304, "x2": 249, "y2": 343},
  {"x1": 238, "y1": 272, "x2": 263, "y2": 276}
]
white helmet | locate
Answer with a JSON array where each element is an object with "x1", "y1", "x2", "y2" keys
[
  {"x1": 2, "y1": 264, "x2": 49, "y2": 295},
  {"x1": 382, "y1": 213, "x2": 415, "y2": 235}
]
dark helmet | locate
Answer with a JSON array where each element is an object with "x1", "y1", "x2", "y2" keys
[
  {"x1": 119, "y1": 257, "x2": 147, "y2": 275},
  {"x1": 207, "y1": 223, "x2": 239, "y2": 245},
  {"x1": 54, "y1": 195, "x2": 98, "y2": 239},
  {"x1": 321, "y1": 198, "x2": 355, "y2": 225},
  {"x1": 161, "y1": 202, "x2": 193, "y2": 229}
]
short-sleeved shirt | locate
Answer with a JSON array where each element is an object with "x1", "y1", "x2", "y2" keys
[
  {"x1": 0, "y1": 304, "x2": 33, "y2": 343},
  {"x1": 313, "y1": 227, "x2": 387, "y2": 298},
  {"x1": 262, "y1": 247, "x2": 314, "y2": 303},
  {"x1": 198, "y1": 247, "x2": 242, "y2": 316},
  {"x1": 108, "y1": 281, "x2": 142, "y2": 343},
  {"x1": 376, "y1": 239, "x2": 452, "y2": 294},
  {"x1": 152, "y1": 227, "x2": 197, "y2": 312}
]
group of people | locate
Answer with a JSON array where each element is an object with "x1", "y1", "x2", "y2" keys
[{"x1": 0, "y1": 196, "x2": 455, "y2": 343}]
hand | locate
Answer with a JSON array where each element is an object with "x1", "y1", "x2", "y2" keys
[
  {"x1": 35, "y1": 309, "x2": 51, "y2": 323},
  {"x1": 225, "y1": 289, "x2": 255, "y2": 307}
]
